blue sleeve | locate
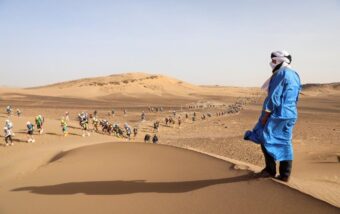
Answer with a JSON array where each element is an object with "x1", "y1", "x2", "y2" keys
[
  {"x1": 263, "y1": 74, "x2": 285, "y2": 113},
  {"x1": 279, "y1": 70, "x2": 301, "y2": 118}
]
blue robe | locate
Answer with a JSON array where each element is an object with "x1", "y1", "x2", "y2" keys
[{"x1": 244, "y1": 67, "x2": 301, "y2": 161}]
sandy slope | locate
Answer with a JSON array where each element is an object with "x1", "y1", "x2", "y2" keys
[
  {"x1": 0, "y1": 142, "x2": 338, "y2": 214},
  {"x1": 0, "y1": 74, "x2": 339, "y2": 213}
]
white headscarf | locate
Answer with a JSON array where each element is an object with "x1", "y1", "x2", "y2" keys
[
  {"x1": 269, "y1": 50, "x2": 292, "y2": 70},
  {"x1": 261, "y1": 50, "x2": 292, "y2": 91}
]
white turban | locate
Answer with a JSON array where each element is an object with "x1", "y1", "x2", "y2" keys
[
  {"x1": 269, "y1": 50, "x2": 292, "y2": 70},
  {"x1": 262, "y1": 50, "x2": 292, "y2": 91}
]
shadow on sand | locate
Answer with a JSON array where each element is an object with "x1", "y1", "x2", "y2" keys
[
  {"x1": 12, "y1": 174, "x2": 256, "y2": 195},
  {"x1": 68, "y1": 133, "x2": 82, "y2": 136},
  {"x1": 68, "y1": 126, "x2": 82, "y2": 130},
  {"x1": 45, "y1": 132, "x2": 82, "y2": 137},
  {"x1": 12, "y1": 138, "x2": 28, "y2": 143},
  {"x1": 45, "y1": 132, "x2": 60, "y2": 136}
]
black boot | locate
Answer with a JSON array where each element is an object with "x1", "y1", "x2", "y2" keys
[
  {"x1": 276, "y1": 160, "x2": 292, "y2": 182},
  {"x1": 261, "y1": 144, "x2": 276, "y2": 177}
]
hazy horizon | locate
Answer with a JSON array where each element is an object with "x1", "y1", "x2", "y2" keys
[{"x1": 1, "y1": 0, "x2": 339, "y2": 87}]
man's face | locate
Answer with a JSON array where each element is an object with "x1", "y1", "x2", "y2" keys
[{"x1": 271, "y1": 59, "x2": 277, "y2": 64}]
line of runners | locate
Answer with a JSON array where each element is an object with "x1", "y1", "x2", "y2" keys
[{"x1": 3, "y1": 99, "x2": 254, "y2": 147}]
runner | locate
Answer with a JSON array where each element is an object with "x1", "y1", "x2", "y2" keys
[
  {"x1": 4, "y1": 126, "x2": 14, "y2": 146},
  {"x1": 152, "y1": 134, "x2": 158, "y2": 144},
  {"x1": 79, "y1": 112, "x2": 90, "y2": 137},
  {"x1": 35, "y1": 115, "x2": 44, "y2": 134},
  {"x1": 144, "y1": 134, "x2": 151, "y2": 143},
  {"x1": 16, "y1": 109, "x2": 22, "y2": 117},
  {"x1": 6, "y1": 106, "x2": 12, "y2": 116},
  {"x1": 26, "y1": 121, "x2": 35, "y2": 143},
  {"x1": 133, "y1": 127, "x2": 138, "y2": 138},
  {"x1": 61, "y1": 117, "x2": 68, "y2": 136}
]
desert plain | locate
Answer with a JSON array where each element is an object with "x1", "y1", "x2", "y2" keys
[{"x1": 0, "y1": 73, "x2": 339, "y2": 213}]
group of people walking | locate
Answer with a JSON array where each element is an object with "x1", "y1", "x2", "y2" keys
[
  {"x1": 2, "y1": 107, "x2": 163, "y2": 146},
  {"x1": 2, "y1": 117, "x2": 43, "y2": 145}
]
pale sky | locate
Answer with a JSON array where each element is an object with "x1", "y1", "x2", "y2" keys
[{"x1": 0, "y1": 0, "x2": 339, "y2": 87}]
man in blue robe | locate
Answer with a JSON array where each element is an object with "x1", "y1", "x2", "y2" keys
[{"x1": 244, "y1": 50, "x2": 302, "y2": 182}]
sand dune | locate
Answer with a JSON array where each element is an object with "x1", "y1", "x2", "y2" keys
[
  {"x1": 0, "y1": 143, "x2": 338, "y2": 214},
  {"x1": 17, "y1": 72, "x2": 260, "y2": 99},
  {"x1": 302, "y1": 82, "x2": 340, "y2": 96}
]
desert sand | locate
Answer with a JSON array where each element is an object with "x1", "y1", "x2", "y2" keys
[{"x1": 0, "y1": 73, "x2": 339, "y2": 213}]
